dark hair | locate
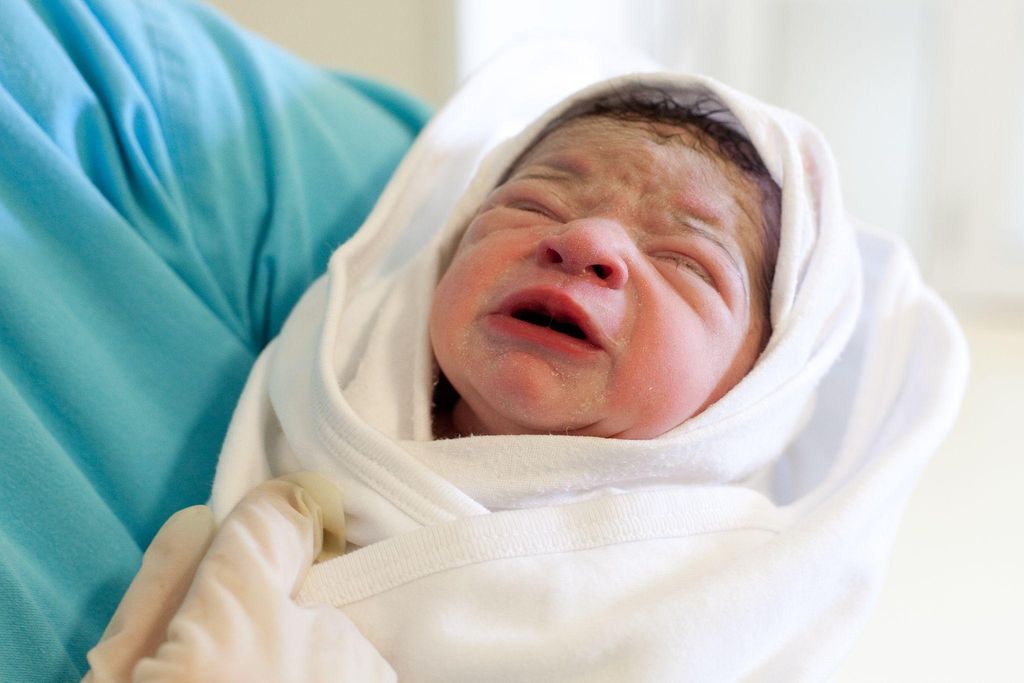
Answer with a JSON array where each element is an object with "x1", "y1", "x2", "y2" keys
[{"x1": 505, "y1": 87, "x2": 781, "y2": 346}]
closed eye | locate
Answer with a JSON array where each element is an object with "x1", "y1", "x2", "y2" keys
[
  {"x1": 507, "y1": 200, "x2": 561, "y2": 221},
  {"x1": 654, "y1": 252, "x2": 715, "y2": 287}
]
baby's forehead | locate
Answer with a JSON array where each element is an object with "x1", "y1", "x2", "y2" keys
[
  {"x1": 511, "y1": 116, "x2": 756, "y2": 196},
  {"x1": 509, "y1": 116, "x2": 762, "y2": 226},
  {"x1": 515, "y1": 116, "x2": 709, "y2": 165}
]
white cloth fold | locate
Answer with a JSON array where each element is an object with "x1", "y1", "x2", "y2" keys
[{"x1": 207, "y1": 41, "x2": 968, "y2": 680}]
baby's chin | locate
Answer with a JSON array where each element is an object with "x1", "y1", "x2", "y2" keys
[
  {"x1": 447, "y1": 395, "x2": 695, "y2": 440},
  {"x1": 448, "y1": 396, "x2": 591, "y2": 437}
]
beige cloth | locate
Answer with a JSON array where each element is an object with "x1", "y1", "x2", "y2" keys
[{"x1": 83, "y1": 475, "x2": 392, "y2": 683}]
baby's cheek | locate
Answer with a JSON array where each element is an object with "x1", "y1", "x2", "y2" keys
[
  {"x1": 434, "y1": 254, "x2": 478, "y2": 313},
  {"x1": 614, "y1": 320, "x2": 715, "y2": 437},
  {"x1": 431, "y1": 250, "x2": 496, "y2": 366},
  {"x1": 636, "y1": 349, "x2": 695, "y2": 409},
  {"x1": 429, "y1": 275, "x2": 466, "y2": 364}
]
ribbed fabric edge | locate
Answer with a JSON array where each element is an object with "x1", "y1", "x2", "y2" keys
[{"x1": 297, "y1": 485, "x2": 781, "y2": 607}]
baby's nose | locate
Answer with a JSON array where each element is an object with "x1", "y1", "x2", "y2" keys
[{"x1": 536, "y1": 220, "x2": 629, "y2": 288}]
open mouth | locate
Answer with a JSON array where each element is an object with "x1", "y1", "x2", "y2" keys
[
  {"x1": 491, "y1": 287, "x2": 605, "y2": 354},
  {"x1": 510, "y1": 306, "x2": 588, "y2": 341}
]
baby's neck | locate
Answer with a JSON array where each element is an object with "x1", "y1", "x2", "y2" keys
[
  {"x1": 431, "y1": 372, "x2": 462, "y2": 439},
  {"x1": 432, "y1": 407, "x2": 460, "y2": 440}
]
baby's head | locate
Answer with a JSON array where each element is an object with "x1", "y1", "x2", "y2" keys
[{"x1": 430, "y1": 90, "x2": 781, "y2": 439}]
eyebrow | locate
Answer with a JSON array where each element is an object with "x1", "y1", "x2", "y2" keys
[
  {"x1": 514, "y1": 166, "x2": 583, "y2": 186},
  {"x1": 514, "y1": 150, "x2": 592, "y2": 180}
]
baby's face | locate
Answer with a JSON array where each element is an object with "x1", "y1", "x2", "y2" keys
[{"x1": 430, "y1": 117, "x2": 769, "y2": 439}]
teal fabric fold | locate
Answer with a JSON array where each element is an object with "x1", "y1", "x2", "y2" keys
[{"x1": 0, "y1": 0, "x2": 429, "y2": 679}]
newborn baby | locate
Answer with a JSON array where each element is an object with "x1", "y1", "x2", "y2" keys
[
  {"x1": 431, "y1": 96, "x2": 780, "y2": 439},
  {"x1": 86, "y1": 55, "x2": 966, "y2": 682}
]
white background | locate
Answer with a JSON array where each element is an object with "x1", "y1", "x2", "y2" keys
[{"x1": 205, "y1": 1, "x2": 1023, "y2": 678}]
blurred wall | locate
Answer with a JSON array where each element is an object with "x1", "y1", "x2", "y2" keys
[{"x1": 203, "y1": 0, "x2": 457, "y2": 104}]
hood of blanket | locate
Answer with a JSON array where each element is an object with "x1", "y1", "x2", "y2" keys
[{"x1": 271, "y1": 56, "x2": 862, "y2": 513}]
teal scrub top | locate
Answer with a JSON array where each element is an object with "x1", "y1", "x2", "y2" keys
[{"x1": 0, "y1": 0, "x2": 430, "y2": 679}]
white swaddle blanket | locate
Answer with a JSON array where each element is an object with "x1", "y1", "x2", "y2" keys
[{"x1": 209, "y1": 43, "x2": 968, "y2": 680}]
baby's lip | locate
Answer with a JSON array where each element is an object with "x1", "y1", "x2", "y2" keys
[{"x1": 491, "y1": 287, "x2": 611, "y2": 351}]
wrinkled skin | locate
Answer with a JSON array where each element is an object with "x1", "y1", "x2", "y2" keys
[{"x1": 430, "y1": 117, "x2": 768, "y2": 439}]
